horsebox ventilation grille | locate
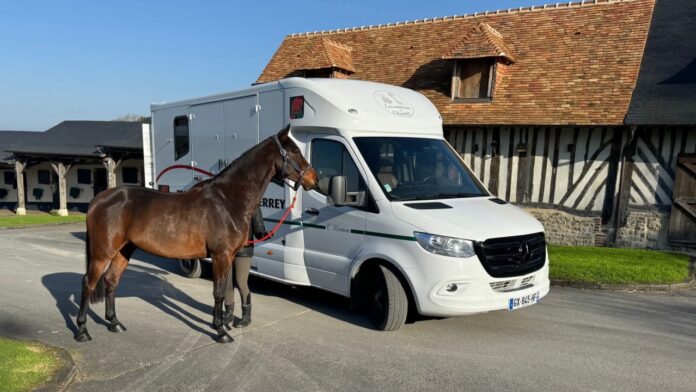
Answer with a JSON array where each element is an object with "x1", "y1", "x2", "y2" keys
[{"x1": 474, "y1": 232, "x2": 546, "y2": 278}]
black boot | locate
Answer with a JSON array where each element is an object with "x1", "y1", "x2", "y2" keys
[
  {"x1": 223, "y1": 303, "x2": 234, "y2": 329},
  {"x1": 234, "y1": 304, "x2": 251, "y2": 328}
]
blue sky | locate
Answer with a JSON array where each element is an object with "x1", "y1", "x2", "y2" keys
[{"x1": 1, "y1": 0, "x2": 541, "y2": 131}]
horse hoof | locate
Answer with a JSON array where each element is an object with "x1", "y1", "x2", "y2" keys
[
  {"x1": 108, "y1": 323, "x2": 127, "y2": 333},
  {"x1": 216, "y1": 331, "x2": 234, "y2": 344},
  {"x1": 74, "y1": 330, "x2": 92, "y2": 342}
]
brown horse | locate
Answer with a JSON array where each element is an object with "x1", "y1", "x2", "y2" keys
[{"x1": 75, "y1": 126, "x2": 318, "y2": 343}]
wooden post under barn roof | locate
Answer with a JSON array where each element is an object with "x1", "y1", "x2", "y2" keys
[
  {"x1": 14, "y1": 160, "x2": 26, "y2": 216},
  {"x1": 50, "y1": 162, "x2": 72, "y2": 216},
  {"x1": 102, "y1": 157, "x2": 121, "y2": 189}
]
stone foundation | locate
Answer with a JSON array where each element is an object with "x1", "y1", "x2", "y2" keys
[
  {"x1": 614, "y1": 209, "x2": 670, "y2": 249},
  {"x1": 523, "y1": 208, "x2": 598, "y2": 246},
  {"x1": 522, "y1": 207, "x2": 671, "y2": 249}
]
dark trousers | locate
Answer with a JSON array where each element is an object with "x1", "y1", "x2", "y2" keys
[{"x1": 224, "y1": 255, "x2": 251, "y2": 306}]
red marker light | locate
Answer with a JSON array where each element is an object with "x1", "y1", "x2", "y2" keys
[{"x1": 289, "y1": 96, "x2": 304, "y2": 119}]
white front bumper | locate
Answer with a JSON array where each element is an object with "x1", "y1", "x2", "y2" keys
[{"x1": 405, "y1": 247, "x2": 550, "y2": 317}]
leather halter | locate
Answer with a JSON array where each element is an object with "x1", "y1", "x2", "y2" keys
[{"x1": 273, "y1": 134, "x2": 309, "y2": 191}]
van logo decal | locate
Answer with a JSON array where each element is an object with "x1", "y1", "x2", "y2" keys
[
  {"x1": 260, "y1": 198, "x2": 286, "y2": 209},
  {"x1": 373, "y1": 91, "x2": 414, "y2": 117}
]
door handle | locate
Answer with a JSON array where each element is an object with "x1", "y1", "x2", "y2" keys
[{"x1": 305, "y1": 208, "x2": 319, "y2": 215}]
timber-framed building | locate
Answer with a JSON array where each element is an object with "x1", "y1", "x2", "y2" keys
[{"x1": 257, "y1": 0, "x2": 696, "y2": 249}]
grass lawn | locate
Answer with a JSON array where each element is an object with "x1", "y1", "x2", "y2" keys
[
  {"x1": 0, "y1": 214, "x2": 85, "y2": 228},
  {"x1": 0, "y1": 337, "x2": 61, "y2": 392},
  {"x1": 548, "y1": 245, "x2": 693, "y2": 285}
]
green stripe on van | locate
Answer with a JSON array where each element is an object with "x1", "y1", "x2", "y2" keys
[
  {"x1": 264, "y1": 218, "x2": 414, "y2": 241},
  {"x1": 264, "y1": 218, "x2": 325, "y2": 229},
  {"x1": 350, "y1": 229, "x2": 417, "y2": 241}
]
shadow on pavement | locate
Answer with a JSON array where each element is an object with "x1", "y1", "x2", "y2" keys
[
  {"x1": 42, "y1": 264, "x2": 217, "y2": 341},
  {"x1": 67, "y1": 230, "x2": 378, "y2": 332}
]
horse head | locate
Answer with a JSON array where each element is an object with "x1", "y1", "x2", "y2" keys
[{"x1": 273, "y1": 126, "x2": 318, "y2": 191}]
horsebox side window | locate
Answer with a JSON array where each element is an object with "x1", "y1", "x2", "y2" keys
[
  {"x1": 121, "y1": 167, "x2": 139, "y2": 184},
  {"x1": 37, "y1": 169, "x2": 51, "y2": 185},
  {"x1": 311, "y1": 139, "x2": 365, "y2": 195},
  {"x1": 173, "y1": 116, "x2": 190, "y2": 160},
  {"x1": 77, "y1": 169, "x2": 91, "y2": 184}
]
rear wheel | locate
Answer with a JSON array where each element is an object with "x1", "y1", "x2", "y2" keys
[
  {"x1": 179, "y1": 259, "x2": 202, "y2": 279},
  {"x1": 369, "y1": 265, "x2": 408, "y2": 331}
]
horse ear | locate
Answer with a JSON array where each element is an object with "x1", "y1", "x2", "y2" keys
[{"x1": 278, "y1": 124, "x2": 291, "y2": 139}]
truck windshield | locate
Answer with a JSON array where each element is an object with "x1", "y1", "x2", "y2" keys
[{"x1": 354, "y1": 137, "x2": 488, "y2": 201}]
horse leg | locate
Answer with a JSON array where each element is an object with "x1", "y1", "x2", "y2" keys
[
  {"x1": 104, "y1": 243, "x2": 135, "y2": 333},
  {"x1": 211, "y1": 251, "x2": 234, "y2": 343},
  {"x1": 75, "y1": 256, "x2": 111, "y2": 342}
]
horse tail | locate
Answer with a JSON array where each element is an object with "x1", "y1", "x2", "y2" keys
[{"x1": 85, "y1": 229, "x2": 106, "y2": 304}]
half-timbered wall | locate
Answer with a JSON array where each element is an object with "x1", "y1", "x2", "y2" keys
[
  {"x1": 628, "y1": 127, "x2": 696, "y2": 209},
  {"x1": 446, "y1": 126, "x2": 696, "y2": 248},
  {"x1": 446, "y1": 126, "x2": 623, "y2": 217}
]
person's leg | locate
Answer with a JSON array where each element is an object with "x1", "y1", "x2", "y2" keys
[
  {"x1": 234, "y1": 256, "x2": 252, "y2": 328},
  {"x1": 223, "y1": 260, "x2": 235, "y2": 327}
]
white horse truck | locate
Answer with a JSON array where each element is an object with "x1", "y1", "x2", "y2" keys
[{"x1": 146, "y1": 78, "x2": 550, "y2": 331}]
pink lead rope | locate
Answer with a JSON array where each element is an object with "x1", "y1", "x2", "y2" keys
[{"x1": 245, "y1": 194, "x2": 298, "y2": 245}]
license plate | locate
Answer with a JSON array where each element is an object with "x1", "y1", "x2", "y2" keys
[{"x1": 508, "y1": 291, "x2": 540, "y2": 310}]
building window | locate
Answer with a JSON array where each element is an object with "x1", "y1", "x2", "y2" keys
[
  {"x1": 452, "y1": 59, "x2": 495, "y2": 100},
  {"x1": 174, "y1": 116, "x2": 190, "y2": 160},
  {"x1": 37, "y1": 170, "x2": 51, "y2": 185},
  {"x1": 122, "y1": 167, "x2": 139, "y2": 184},
  {"x1": 77, "y1": 169, "x2": 92, "y2": 184},
  {"x1": 4, "y1": 171, "x2": 16, "y2": 188}
]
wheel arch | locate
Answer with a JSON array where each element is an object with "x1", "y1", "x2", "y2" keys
[{"x1": 350, "y1": 257, "x2": 419, "y2": 315}]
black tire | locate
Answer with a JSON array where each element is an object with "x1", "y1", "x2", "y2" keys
[
  {"x1": 370, "y1": 264, "x2": 408, "y2": 331},
  {"x1": 179, "y1": 259, "x2": 202, "y2": 279}
]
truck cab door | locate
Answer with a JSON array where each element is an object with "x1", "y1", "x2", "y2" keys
[{"x1": 301, "y1": 135, "x2": 367, "y2": 295}]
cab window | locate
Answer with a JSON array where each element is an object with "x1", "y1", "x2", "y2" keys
[{"x1": 311, "y1": 139, "x2": 365, "y2": 195}]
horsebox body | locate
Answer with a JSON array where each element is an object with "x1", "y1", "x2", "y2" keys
[{"x1": 148, "y1": 78, "x2": 549, "y2": 329}]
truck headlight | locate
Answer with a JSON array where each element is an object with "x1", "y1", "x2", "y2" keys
[{"x1": 414, "y1": 232, "x2": 475, "y2": 258}]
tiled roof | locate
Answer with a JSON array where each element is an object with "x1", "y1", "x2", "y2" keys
[
  {"x1": 0, "y1": 131, "x2": 38, "y2": 164},
  {"x1": 8, "y1": 121, "x2": 142, "y2": 157},
  {"x1": 258, "y1": 0, "x2": 655, "y2": 125},
  {"x1": 295, "y1": 38, "x2": 355, "y2": 73},
  {"x1": 626, "y1": 0, "x2": 696, "y2": 125},
  {"x1": 443, "y1": 22, "x2": 515, "y2": 63}
]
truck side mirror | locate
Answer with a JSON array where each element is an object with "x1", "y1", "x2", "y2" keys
[{"x1": 329, "y1": 175, "x2": 347, "y2": 206}]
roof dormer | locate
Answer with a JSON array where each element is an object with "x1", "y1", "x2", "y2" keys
[{"x1": 442, "y1": 23, "x2": 515, "y2": 101}]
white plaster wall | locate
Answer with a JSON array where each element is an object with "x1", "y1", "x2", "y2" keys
[
  {"x1": 25, "y1": 163, "x2": 54, "y2": 203},
  {"x1": 116, "y1": 159, "x2": 144, "y2": 186},
  {"x1": 64, "y1": 164, "x2": 102, "y2": 203}
]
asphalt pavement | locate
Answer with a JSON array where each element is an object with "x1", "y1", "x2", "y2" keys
[{"x1": 0, "y1": 223, "x2": 694, "y2": 392}]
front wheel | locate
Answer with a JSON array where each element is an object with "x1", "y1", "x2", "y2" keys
[
  {"x1": 370, "y1": 265, "x2": 408, "y2": 331},
  {"x1": 179, "y1": 259, "x2": 202, "y2": 279}
]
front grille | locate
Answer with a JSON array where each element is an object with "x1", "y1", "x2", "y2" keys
[
  {"x1": 489, "y1": 280, "x2": 513, "y2": 292},
  {"x1": 474, "y1": 232, "x2": 546, "y2": 278}
]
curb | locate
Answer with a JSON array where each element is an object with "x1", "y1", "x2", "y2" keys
[
  {"x1": 34, "y1": 345, "x2": 77, "y2": 392},
  {"x1": 551, "y1": 258, "x2": 696, "y2": 292},
  {"x1": 551, "y1": 279, "x2": 696, "y2": 292}
]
